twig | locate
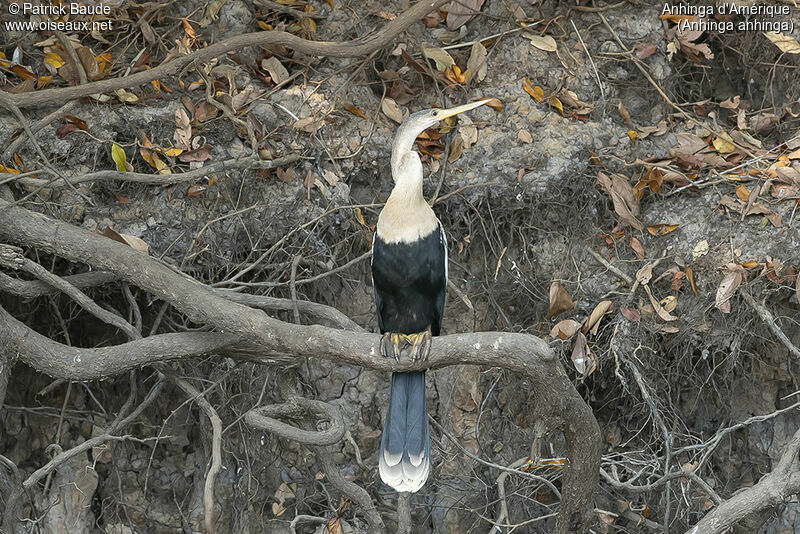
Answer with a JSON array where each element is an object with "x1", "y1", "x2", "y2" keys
[
  {"x1": 685, "y1": 427, "x2": 800, "y2": 534},
  {"x1": 1, "y1": 100, "x2": 77, "y2": 161},
  {"x1": 741, "y1": 290, "x2": 800, "y2": 359},
  {"x1": 397, "y1": 492, "x2": 412, "y2": 534},
  {"x1": 164, "y1": 371, "x2": 222, "y2": 534},
  {"x1": 230, "y1": 251, "x2": 371, "y2": 288},
  {"x1": 585, "y1": 246, "x2": 633, "y2": 285},
  {"x1": 0, "y1": 154, "x2": 302, "y2": 189},
  {"x1": 0, "y1": 244, "x2": 139, "y2": 340},
  {"x1": 429, "y1": 418, "x2": 562, "y2": 499},
  {"x1": 54, "y1": 31, "x2": 87, "y2": 85}
]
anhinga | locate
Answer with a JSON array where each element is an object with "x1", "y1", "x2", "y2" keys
[{"x1": 372, "y1": 98, "x2": 491, "y2": 492}]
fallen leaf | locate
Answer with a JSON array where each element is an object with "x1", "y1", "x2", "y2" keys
[
  {"x1": 644, "y1": 285, "x2": 677, "y2": 321},
  {"x1": 636, "y1": 263, "x2": 653, "y2": 285},
  {"x1": 527, "y1": 34, "x2": 558, "y2": 52},
  {"x1": 481, "y1": 97, "x2": 503, "y2": 111},
  {"x1": 646, "y1": 224, "x2": 679, "y2": 236},
  {"x1": 187, "y1": 184, "x2": 207, "y2": 196},
  {"x1": 174, "y1": 107, "x2": 192, "y2": 149},
  {"x1": 343, "y1": 105, "x2": 367, "y2": 119},
  {"x1": 692, "y1": 240, "x2": 709, "y2": 260},
  {"x1": 261, "y1": 57, "x2": 289, "y2": 84},
  {"x1": 660, "y1": 295, "x2": 677, "y2": 312},
  {"x1": 381, "y1": 98, "x2": 405, "y2": 124},
  {"x1": 583, "y1": 300, "x2": 613, "y2": 334},
  {"x1": 445, "y1": 0, "x2": 485, "y2": 30},
  {"x1": 110, "y1": 144, "x2": 127, "y2": 172},
  {"x1": 466, "y1": 41, "x2": 488, "y2": 83},
  {"x1": 629, "y1": 237, "x2": 645, "y2": 259},
  {"x1": 596, "y1": 172, "x2": 644, "y2": 230},
  {"x1": 686, "y1": 266, "x2": 698, "y2": 296},
  {"x1": 448, "y1": 136, "x2": 463, "y2": 163},
  {"x1": 545, "y1": 281, "x2": 574, "y2": 319},
  {"x1": 571, "y1": 332, "x2": 596, "y2": 376},
  {"x1": 458, "y1": 115, "x2": 478, "y2": 147},
  {"x1": 422, "y1": 45, "x2": 455, "y2": 71},
  {"x1": 550, "y1": 319, "x2": 581, "y2": 340},
  {"x1": 635, "y1": 42, "x2": 657, "y2": 59},
  {"x1": 181, "y1": 18, "x2": 196, "y2": 39},
  {"x1": 712, "y1": 132, "x2": 735, "y2": 153},
  {"x1": 735, "y1": 184, "x2": 750, "y2": 201},
  {"x1": 115, "y1": 89, "x2": 138, "y2": 103},
  {"x1": 179, "y1": 144, "x2": 212, "y2": 163},
  {"x1": 522, "y1": 78, "x2": 544, "y2": 102},
  {"x1": 548, "y1": 96, "x2": 564, "y2": 115},
  {"x1": 763, "y1": 32, "x2": 800, "y2": 54},
  {"x1": 715, "y1": 268, "x2": 744, "y2": 311},
  {"x1": 43, "y1": 52, "x2": 65, "y2": 69},
  {"x1": 517, "y1": 129, "x2": 533, "y2": 143},
  {"x1": 620, "y1": 306, "x2": 640, "y2": 322},
  {"x1": 293, "y1": 116, "x2": 325, "y2": 134},
  {"x1": 720, "y1": 95, "x2": 740, "y2": 109},
  {"x1": 101, "y1": 228, "x2": 149, "y2": 254},
  {"x1": 327, "y1": 518, "x2": 344, "y2": 534}
]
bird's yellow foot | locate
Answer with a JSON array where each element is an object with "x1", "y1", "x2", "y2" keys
[
  {"x1": 406, "y1": 330, "x2": 432, "y2": 362},
  {"x1": 380, "y1": 332, "x2": 408, "y2": 362}
]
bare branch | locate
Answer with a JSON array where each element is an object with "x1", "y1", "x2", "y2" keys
[{"x1": 684, "y1": 427, "x2": 800, "y2": 534}]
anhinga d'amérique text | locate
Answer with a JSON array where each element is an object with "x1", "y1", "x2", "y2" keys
[{"x1": 372, "y1": 98, "x2": 492, "y2": 493}]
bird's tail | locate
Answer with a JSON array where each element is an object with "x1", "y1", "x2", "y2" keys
[{"x1": 379, "y1": 371, "x2": 430, "y2": 492}]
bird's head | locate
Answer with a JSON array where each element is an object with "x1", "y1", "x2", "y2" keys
[{"x1": 399, "y1": 98, "x2": 493, "y2": 139}]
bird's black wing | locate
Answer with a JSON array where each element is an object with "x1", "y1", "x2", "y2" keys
[{"x1": 431, "y1": 223, "x2": 447, "y2": 337}]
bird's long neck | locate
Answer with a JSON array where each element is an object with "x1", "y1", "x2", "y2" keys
[
  {"x1": 378, "y1": 125, "x2": 438, "y2": 244},
  {"x1": 390, "y1": 125, "x2": 424, "y2": 198}
]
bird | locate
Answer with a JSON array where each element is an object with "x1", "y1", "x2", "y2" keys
[{"x1": 372, "y1": 98, "x2": 492, "y2": 493}]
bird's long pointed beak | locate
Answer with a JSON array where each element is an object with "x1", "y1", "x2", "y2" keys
[{"x1": 435, "y1": 98, "x2": 493, "y2": 120}]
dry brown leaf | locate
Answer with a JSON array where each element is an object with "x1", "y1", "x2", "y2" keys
[
  {"x1": 571, "y1": 332, "x2": 597, "y2": 377},
  {"x1": 343, "y1": 105, "x2": 367, "y2": 119},
  {"x1": 261, "y1": 57, "x2": 289, "y2": 85},
  {"x1": 763, "y1": 32, "x2": 800, "y2": 54},
  {"x1": 660, "y1": 295, "x2": 677, "y2": 312},
  {"x1": 620, "y1": 306, "x2": 640, "y2": 322},
  {"x1": 381, "y1": 98, "x2": 405, "y2": 124},
  {"x1": 550, "y1": 319, "x2": 581, "y2": 340},
  {"x1": 527, "y1": 34, "x2": 557, "y2": 52},
  {"x1": 293, "y1": 116, "x2": 325, "y2": 134},
  {"x1": 522, "y1": 78, "x2": 544, "y2": 102},
  {"x1": 327, "y1": 518, "x2": 344, "y2": 534},
  {"x1": 646, "y1": 224, "x2": 679, "y2": 236},
  {"x1": 517, "y1": 129, "x2": 533, "y2": 144},
  {"x1": 686, "y1": 266, "x2": 698, "y2": 296},
  {"x1": 715, "y1": 268, "x2": 744, "y2": 311},
  {"x1": 448, "y1": 136, "x2": 463, "y2": 163},
  {"x1": 422, "y1": 45, "x2": 455, "y2": 71},
  {"x1": 545, "y1": 281, "x2": 574, "y2": 319},
  {"x1": 466, "y1": 41, "x2": 488, "y2": 83},
  {"x1": 583, "y1": 300, "x2": 613, "y2": 334},
  {"x1": 644, "y1": 285, "x2": 677, "y2": 321},
  {"x1": 596, "y1": 172, "x2": 644, "y2": 230},
  {"x1": 173, "y1": 107, "x2": 192, "y2": 149},
  {"x1": 635, "y1": 42, "x2": 657, "y2": 59},
  {"x1": 629, "y1": 237, "x2": 645, "y2": 259},
  {"x1": 636, "y1": 263, "x2": 653, "y2": 285},
  {"x1": 458, "y1": 115, "x2": 478, "y2": 147},
  {"x1": 101, "y1": 228, "x2": 150, "y2": 255},
  {"x1": 445, "y1": 0, "x2": 485, "y2": 30},
  {"x1": 735, "y1": 184, "x2": 750, "y2": 202},
  {"x1": 720, "y1": 96, "x2": 740, "y2": 110}
]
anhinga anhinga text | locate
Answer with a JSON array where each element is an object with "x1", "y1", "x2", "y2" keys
[{"x1": 372, "y1": 98, "x2": 491, "y2": 493}]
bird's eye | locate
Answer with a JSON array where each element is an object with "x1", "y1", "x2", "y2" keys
[{"x1": 431, "y1": 111, "x2": 438, "y2": 117}]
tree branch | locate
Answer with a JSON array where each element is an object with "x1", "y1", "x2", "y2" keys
[
  {"x1": 685, "y1": 427, "x2": 800, "y2": 534},
  {"x1": 0, "y1": 199, "x2": 601, "y2": 534}
]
